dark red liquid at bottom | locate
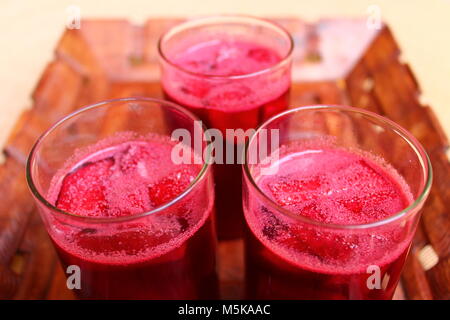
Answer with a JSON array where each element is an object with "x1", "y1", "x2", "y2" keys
[
  {"x1": 244, "y1": 147, "x2": 414, "y2": 299},
  {"x1": 164, "y1": 89, "x2": 290, "y2": 239},
  {"x1": 244, "y1": 228, "x2": 410, "y2": 300},
  {"x1": 53, "y1": 215, "x2": 218, "y2": 299}
]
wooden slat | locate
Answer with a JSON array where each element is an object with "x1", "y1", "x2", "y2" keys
[
  {"x1": 12, "y1": 210, "x2": 59, "y2": 299},
  {"x1": 402, "y1": 250, "x2": 434, "y2": 300},
  {"x1": 427, "y1": 257, "x2": 450, "y2": 300},
  {"x1": 0, "y1": 157, "x2": 35, "y2": 299}
]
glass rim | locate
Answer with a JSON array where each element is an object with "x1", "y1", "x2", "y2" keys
[
  {"x1": 26, "y1": 97, "x2": 213, "y2": 224},
  {"x1": 157, "y1": 14, "x2": 294, "y2": 80},
  {"x1": 243, "y1": 104, "x2": 433, "y2": 230}
]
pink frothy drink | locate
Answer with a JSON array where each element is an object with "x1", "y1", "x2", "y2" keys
[
  {"x1": 27, "y1": 98, "x2": 218, "y2": 299},
  {"x1": 243, "y1": 106, "x2": 432, "y2": 299},
  {"x1": 159, "y1": 16, "x2": 293, "y2": 239}
]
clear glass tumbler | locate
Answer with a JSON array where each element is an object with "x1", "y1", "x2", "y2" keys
[
  {"x1": 243, "y1": 105, "x2": 432, "y2": 299},
  {"x1": 158, "y1": 15, "x2": 294, "y2": 239},
  {"x1": 27, "y1": 98, "x2": 218, "y2": 299}
]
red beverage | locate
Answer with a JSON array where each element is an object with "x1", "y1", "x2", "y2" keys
[
  {"x1": 244, "y1": 145, "x2": 414, "y2": 299},
  {"x1": 47, "y1": 136, "x2": 218, "y2": 299},
  {"x1": 163, "y1": 40, "x2": 290, "y2": 132},
  {"x1": 160, "y1": 22, "x2": 293, "y2": 239}
]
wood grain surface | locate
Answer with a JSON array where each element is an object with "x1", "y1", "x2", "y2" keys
[{"x1": 0, "y1": 18, "x2": 448, "y2": 300}]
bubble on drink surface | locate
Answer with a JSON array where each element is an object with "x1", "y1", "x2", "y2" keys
[
  {"x1": 53, "y1": 137, "x2": 201, "y2": 217},
  {"x1": 162, "y1": 39, "x2": 291, "y2": 112},
  {"x1": 55, "y1": 157, "x2": 115, "y2": 217},
  {"x1": 173, "y1": 40, "x2": 281, "y2": 76},
  {"x1": 246, "y1": 142, "x2": 414, "y2": 274},
  {"x1": 260, "y1": 148, "x2": 410, "y2": 225},
  {"x1": 47, "y1": 133, "x2": 211, "y2": 264}
]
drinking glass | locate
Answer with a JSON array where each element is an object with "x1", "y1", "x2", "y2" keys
[
  {"x1": 27, "y1": 98, "x2": 218, "y2": 299},
  {"x1": 158, "y1": 15, "x2": 294, "y2": 239},
  {"x1": 243, "y1": 105, "x2": 432, "y2": 299}
]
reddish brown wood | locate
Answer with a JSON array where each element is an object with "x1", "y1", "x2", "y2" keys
[
  {"x1": 427, "y1": 257, "x2": 450, "y2": 300},
  {"x1": 0, "y1": 157, "x2": 35, "y2": 299},
  {"x1": 0, "y1": 18, "x2": 448, "y2": 300},
  {"x1": 402, "y1": 250, "x2": 434, "y2": 300}
]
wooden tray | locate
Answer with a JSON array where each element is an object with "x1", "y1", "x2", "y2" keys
[{"x1": 0, "y1": 18, "x2": 449, "y2": 300}]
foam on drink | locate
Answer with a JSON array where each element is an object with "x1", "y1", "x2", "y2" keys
[
  {"x1": 246, "y1": 143, "x2": 414, "y2": 275},
  {"x1": 47, "y1": 134, "x2": 210, "y2": 266}
]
